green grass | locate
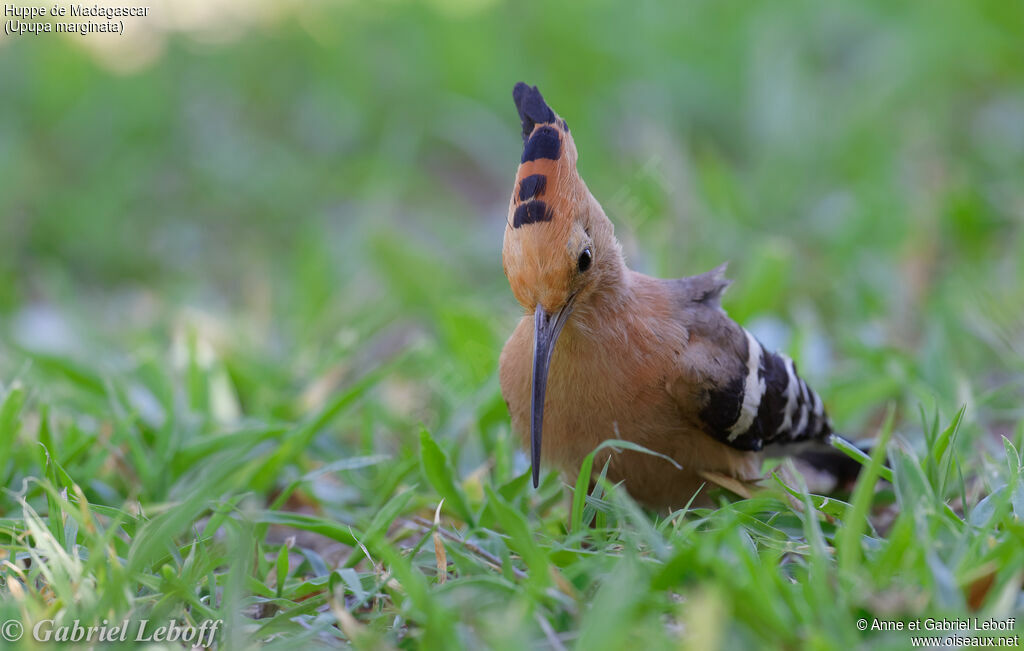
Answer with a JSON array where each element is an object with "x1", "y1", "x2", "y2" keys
[
  {"x1": 2, "y1": 0, "x2": 1024, "y2": 648},
  {"x1": 1, "y1": 362, "x2": 1022, "y2": 649}
]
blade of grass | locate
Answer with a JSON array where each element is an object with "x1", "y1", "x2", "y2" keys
[
  {"x1": 837, "y1": 403, "x2": 895, "y2": 578},
  {"x1": 570, "y1": 449, "x2": 596, "y2": 534},
  {"x1": 419, "y1": 427, "x2": 475, "y2": 526},
  {"x1": 830, "y1": 434, "x2": 893, "y2": 483}
]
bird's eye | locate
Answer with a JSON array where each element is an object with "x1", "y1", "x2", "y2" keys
[{"x1": 577, "y1": 247, "x2": 592, "y2": 272}]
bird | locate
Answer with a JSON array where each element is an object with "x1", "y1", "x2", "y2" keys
[{"x1": 498, "y1": 82, "x2": 861, "y2": 509}]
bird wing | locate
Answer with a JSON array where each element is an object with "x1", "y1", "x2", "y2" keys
[{"x1": 667, "y1": 265, "x2": 833, "y2": 453}]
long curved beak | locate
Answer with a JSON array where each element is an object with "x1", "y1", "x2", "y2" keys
[{"x1": 530, "y1": 298, "x2": 574, "y2": 488}]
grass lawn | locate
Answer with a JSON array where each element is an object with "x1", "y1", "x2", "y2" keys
[{"x1": 1, "y1": 1, "x2": 1023, "y2": 648}]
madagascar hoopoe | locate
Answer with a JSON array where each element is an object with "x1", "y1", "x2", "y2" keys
[{"x1": 499, "y1": 83, "x2": 860, "y2": 509}]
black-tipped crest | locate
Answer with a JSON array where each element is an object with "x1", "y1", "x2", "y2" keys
[
  {"x1": 509, "y1": 83, "x2": 569, "y2": 229},
  {"x1": 513, "y1": 82, "x2": 556, "y2": 141}
]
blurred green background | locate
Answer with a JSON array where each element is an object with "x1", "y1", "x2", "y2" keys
[
  {"x1": 3, "y1": 0, "x2": 1022, "y2": 440},
  {"x1": 2, "y1": 0, "x2": 1024, "y2": 647}
]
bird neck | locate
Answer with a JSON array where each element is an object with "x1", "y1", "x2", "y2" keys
[{"x1": 566, "y1": 250, "x2": 633, "y2": 339}]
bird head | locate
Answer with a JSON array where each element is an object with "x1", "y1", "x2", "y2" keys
[{"x1": 502, "y1": 83, "x2": 623, "y2": 487}]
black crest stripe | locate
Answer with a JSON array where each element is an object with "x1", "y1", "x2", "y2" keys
[
  {"x1": 518, "y1": 174, "x2": 547, "y2": 201},
  {"x1": 512, "y1": 83, "x2": 556, "y2": 141},
  {"x1": 522, "y1": 126, "x2": 561, "y2": 163},
  {"x1": 512, "y1": 200, "x2": 553, "y2": 228}
]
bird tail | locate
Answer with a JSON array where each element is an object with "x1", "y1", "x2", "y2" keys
[{"x1": 791, "y1": 434, "x2": 883, "y2": 493}]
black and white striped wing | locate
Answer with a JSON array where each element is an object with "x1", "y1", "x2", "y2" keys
[{"x1": 699, "y1": 329, "x2": 833, "y2": 452}]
